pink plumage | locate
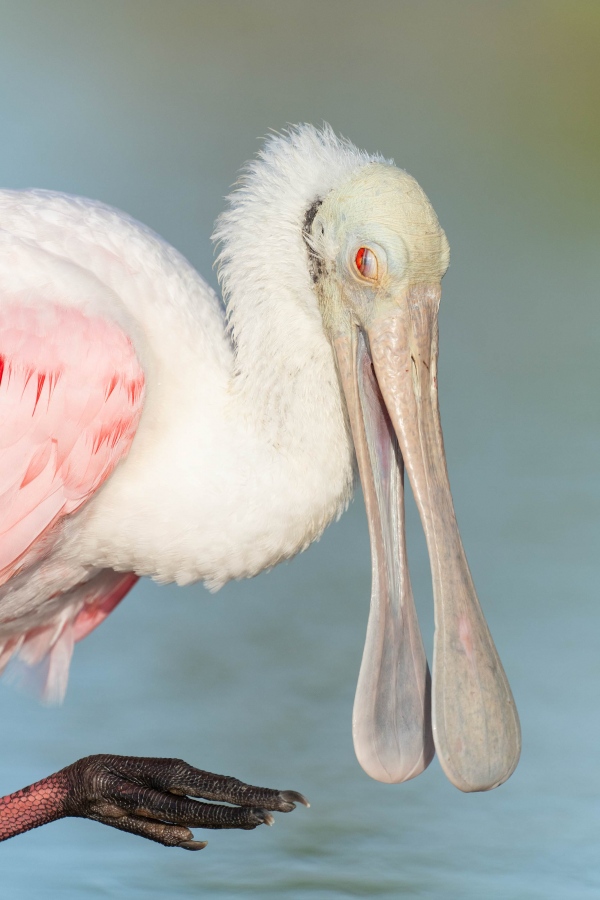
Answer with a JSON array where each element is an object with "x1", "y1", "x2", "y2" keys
[{"x1": 0, "y1": 302, "x2": 144, "y2": 698}]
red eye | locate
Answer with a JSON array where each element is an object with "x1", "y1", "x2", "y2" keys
[{"x1": 355, "y1": 247, "x2": 378, "y2": 280}]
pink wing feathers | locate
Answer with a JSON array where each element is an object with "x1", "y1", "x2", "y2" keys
[{"x1": 0, "y1": 302, "x2": 145, "y2": 699}]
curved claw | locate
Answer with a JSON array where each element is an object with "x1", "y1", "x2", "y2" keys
[
  {"x1": 257, "y1": 810, "x2": 275, "y2": 826},
  {"x1": 278, "y1": 790, "x2": 310, "y2": 810},
  {"x1": 179, "y1": 840, "x2": 208, "y2": 851}
]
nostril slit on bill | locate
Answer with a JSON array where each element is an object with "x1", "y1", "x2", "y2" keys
[{"x1": 410, "y1": 355, "x2": 419, "y2": 397}]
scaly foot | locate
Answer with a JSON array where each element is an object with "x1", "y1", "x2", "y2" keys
[{"x1": 0, "y1": 754, "x2": 309, "y2": 849}]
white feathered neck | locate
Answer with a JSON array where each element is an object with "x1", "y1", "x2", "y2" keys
[{"x1": 214, "y1": 124, "x2": 387, "y2": 423}]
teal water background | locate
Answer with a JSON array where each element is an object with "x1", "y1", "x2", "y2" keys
[{"x1": 1, "y1": 2, "x2": 599, "y2": 896}]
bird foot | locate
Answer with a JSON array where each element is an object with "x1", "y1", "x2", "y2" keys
[{"x1": 0, "y1": 754, "x2": 309, "y2": 848}]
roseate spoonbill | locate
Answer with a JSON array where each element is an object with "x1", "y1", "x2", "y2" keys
[{"x1": 0, "y1": 125, "x2": 520, "y2": 850}]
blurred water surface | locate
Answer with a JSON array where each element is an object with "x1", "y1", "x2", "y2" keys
[{"x1": 0, "y1": 2, "x2": 599, "y2": 897}]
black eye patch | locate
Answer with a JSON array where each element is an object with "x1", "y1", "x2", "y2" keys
[{"x1": 303, "y1": 198, "x2": 325, "y2": 284}]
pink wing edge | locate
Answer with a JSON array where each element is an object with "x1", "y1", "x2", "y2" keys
[{"x1": 0, "y1": 302, "x2": 145, "y2": 702}]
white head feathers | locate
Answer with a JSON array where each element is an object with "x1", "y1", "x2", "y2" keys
[{"x1": 213, "y1": 124, "x2": 390, "y2": 382}]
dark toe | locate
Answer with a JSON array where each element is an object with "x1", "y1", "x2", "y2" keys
[{"x1": 59, "y1": 755, "x2": 308, "y2": 847}]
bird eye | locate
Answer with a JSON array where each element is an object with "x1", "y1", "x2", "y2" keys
[{"x1": 354, "y1": 247, "x2": 378, "y2": 281}]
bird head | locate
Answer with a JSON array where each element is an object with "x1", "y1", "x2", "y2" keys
[{"x1": 304, "y1": 162, "x2": 449, "y2": 334}]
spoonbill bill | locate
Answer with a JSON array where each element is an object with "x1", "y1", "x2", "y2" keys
[{"x1": 0, "y1": 125, "x2": 520, "y2": 850}]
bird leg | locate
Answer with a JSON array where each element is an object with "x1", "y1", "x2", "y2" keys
[{"x1": 0, "y1": 754, "x2": 309, "y2": 849}]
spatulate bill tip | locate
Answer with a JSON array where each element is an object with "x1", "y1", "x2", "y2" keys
[
  {"x1": 433, "y1": 728, "x2": 521, "y2": 793},
  {"x1": 353, "y1": 731, "x2": 435, "y2": 785}
]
